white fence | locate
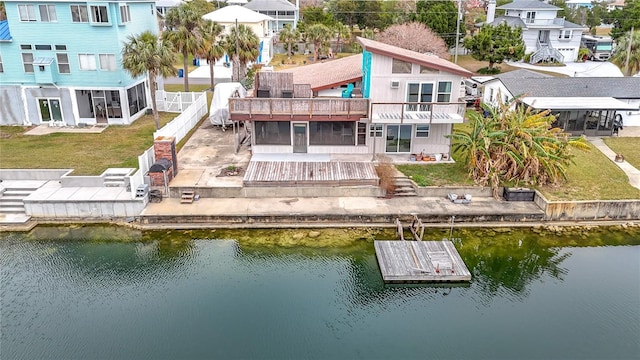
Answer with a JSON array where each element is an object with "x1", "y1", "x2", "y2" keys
[
  {"x1": 127, "y1": 91, "x2": 208, "y2": 199},
  {"x1": 156, "y1": 90, "x2": 202, "y2": 113}
]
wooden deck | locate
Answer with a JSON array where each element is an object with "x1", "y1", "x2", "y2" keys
[
  {"x1": 374, "y1": 240, "x2": 471, "y2": 283},
  {"x1": 243, "y1": 161, "x2": 379, "y2": 187}
]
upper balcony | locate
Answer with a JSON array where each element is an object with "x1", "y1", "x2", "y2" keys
[
  {"x1": 229, "y1": 97, "x2": 369, "y2": 121},
  {"x1": 370, "y1": 102, "x2": 467, "y2": 124}
]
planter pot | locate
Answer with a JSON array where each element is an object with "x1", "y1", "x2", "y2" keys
[{"x1": 503, "y1": 187, "x2": 535, "y2": 201}]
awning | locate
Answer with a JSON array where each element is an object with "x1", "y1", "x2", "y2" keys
[
  {"x1": 372, "y1": 112, "x2": 464, "y2": 124},
  {"x1": 521, "y1": 97, "x2": 638, "y2": 111},
  {"x1": 33, "y1": 57, "x2": 54, "y2": 66}
]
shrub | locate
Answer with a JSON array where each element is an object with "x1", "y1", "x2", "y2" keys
[
  {"x1": 375, "y1": 156, "x2": 396, "y2": 195},
  {"x1": 477, "y1": 66, "x2": 502, "y2": 74}
]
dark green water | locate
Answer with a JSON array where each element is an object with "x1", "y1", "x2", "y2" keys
[{"x1": 1, "y1": 226, "x2": 639, "y2": 360}]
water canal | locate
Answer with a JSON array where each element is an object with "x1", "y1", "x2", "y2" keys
[{"x1": 1, "y1": 226, "x2": 639, "y2": 359}]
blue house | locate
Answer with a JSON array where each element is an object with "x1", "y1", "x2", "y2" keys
[{"x1": 0, "y1": 0, "x2": 159, "y2": 126}]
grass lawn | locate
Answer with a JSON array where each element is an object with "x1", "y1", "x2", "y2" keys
[
  {"x1": 602, "y1": 137, "x2": 640, "y2": 169},
  {"x1": 269, "y1": 53, "x2": 355, "y2": 70},
  {"x1": 0, "y1": 112, "x2": 176, "y2": 176}
]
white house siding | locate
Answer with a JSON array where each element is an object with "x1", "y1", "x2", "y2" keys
[
  {"x1": 24, "y1": 87, "x2": 75, "y2": 126},
  {"x1": 482, "y1": 81, "x2": 512, "y2": 107}
]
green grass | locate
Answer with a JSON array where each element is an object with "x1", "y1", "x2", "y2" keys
[
  {"x1": 396, "y1": 153, "x2": 473, "y2": 187},
  {"x1": 602, "y1": 137, "x2": 640, "y2": 169},
  {"x1": 0, "y1": 112, "x2": 176, "y2": 176}
]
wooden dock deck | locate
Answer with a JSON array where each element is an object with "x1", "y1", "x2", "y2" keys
[
  {"x1": 374, "y1": 240, "x2": 471, "y2": 283},
  {"x1": 243, "y1": 161, "x2": 379, "y2": 187}
]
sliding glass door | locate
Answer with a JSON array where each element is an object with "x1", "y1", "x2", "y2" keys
[{"x1": 385, "y1": 124, "x2": 412, "y2": 153}]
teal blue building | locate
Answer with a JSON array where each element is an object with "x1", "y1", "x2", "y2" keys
[{"x1": 0, "y1": 0, "x2": 158, "y2": 126}]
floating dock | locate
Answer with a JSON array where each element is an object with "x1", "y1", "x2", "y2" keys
[{"x1": 374, "y1": 240, "x2": 471, "y2": 283}]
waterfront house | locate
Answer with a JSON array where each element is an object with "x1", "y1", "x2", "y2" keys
[
  {"x1": 0, "y1": 0, "x2": 159, "y2": 127},
  {"x1": 481, "y1": 71, "x2": 640, "y2": 135},
  {"x1": 228, "y1": 37, "x2": 472, "y2": 159},
  {"x1": 486, "y1": 0, "x2": 587, "y2": 63}
]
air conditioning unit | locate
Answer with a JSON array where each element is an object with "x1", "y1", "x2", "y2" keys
[{"x1": 390, "y1": 80, "x2": 400, "y2": 89}]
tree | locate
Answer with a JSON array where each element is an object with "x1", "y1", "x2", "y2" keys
[
  {"x1": 449, "y1": 100, "x2": 589, "y2": 198},
  {"x1": 375, "y1": 22, "x2": 449, "y2": 59},
  {"x1": 328, "y1": 0, "x2": 357, "y2": 29},
  {"x1": 610, "y1": 0, "x2": 640, "y2": 40},
  {"x1": 162, "y1": 3, "x2": 206, "y2": 92},
  {"x1": 610, "y1": 29, "x2": 640, "y2": 76},
  {"x1": 198, "y1": 20, "x2": 225, "y2": 90},
  {"x1": 305, "y1": 23, "x2": 333, "y2": 61},
  {"x1": 333, "y1": 22, "x2": 351, "y2": 52},
  {"x1": 412, "y1": 0, "x2": 459, "y2": 47},
  {"x1": 355, "y1": 0, "x2": 384, "y2": 30},
  {"x1": 463, "y1": 22, "x2": 525, "y2": 70},
  {"x1": 223, "y1": 24, "x2": 259, "y2": 83},
  {"x1": 585, "y1": 2, "x2": 607, "y2": 34},
  {"x1": 279, "y1": 24, "x2": 300, "y2": 61},
  {"x1": 121, "y1": 31, "x2": 177, "y2": 130}
]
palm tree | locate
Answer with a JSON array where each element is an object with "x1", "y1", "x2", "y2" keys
[
  {"x1": 610, "y1": 29, "x2": 640, "y2": 76},
  {"x1": 198, "y1": 20, "x2": 225, "y2": 90},
  {"x1": 305, "y1": 23, "x2": 332, "y2": 61},
  {"x1": 279, "y1": 24, "x2": 300, "y2": 62},
  {"x1": 162, "y1": 3, "x2": 205, "y2": 92},
  {"x1": 333, "y1": 23, "x2": 351, "y2": 53},
  {"x1": 122, "y1": 31, "x2": 177, "y2": 129},
  {"x1": 449, "y1": 99, "x2": 589, "y2": 198},
  {"x1": 224, "y1": 24, "x2": 259, "y2": 82}
]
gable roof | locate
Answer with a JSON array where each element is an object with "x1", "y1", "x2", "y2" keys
[
  {"x1": 356, "y1": 37, "x2": 473, "y2": 78},
  {"x1": 244, "y1": 0, "x2": 296, "y2": 11},
  {"x1": 497, "y1": 77, "x2": 640, "y2": 99},
  {"x1": 202, "y1": 5, "x2": 273, "y2": 23},
  {"x1": 497, "y1": 0, "x2": 560, "y2": 10},
  {"x1": 280, "y1": 54, "x2": 363, "y2": 91},
  {"x1": 495, "y1": 68, "x2": 553, "y2": 79}
]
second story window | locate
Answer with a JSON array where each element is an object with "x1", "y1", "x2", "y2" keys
[
  {"x1": 558, "y1": 30, "x2": 572, "y2": 40},
  {"x1": 22, "y1": 53, "x2": 34, "y2": 73},
  {"x1": 99, "y1": 54, "x2": 116, "y2": 71},
  {"x1": 90, "y1": 5, "x2": 109, "y2": 23},
  {"x1": 392, "y1": 59, "x2": 412, "y2": 74},
  {"x1": 120, "y1": 5, "x2": 131, "y2": 23},
  {"x1": 39, "y1": 5, "x2": 57, "y2": 22},
  {"x1": 18, "y1": 4, "x2": 37, "y2": 21},
  {"x1": 437, "y1": 81, "x2": 452, "y2": 102},
  {"x1": 526, "y1": 11, "x2": 536, "y2": 24},
  {"x1": 71, "y1": 5, "x2": 89, "y2": 22},
  {"x1": 78, "y1": 53, "x2": 96, "y2": 70},
  {"x1": 57, "y1": 53, "x2": 70, "y2": 74}
]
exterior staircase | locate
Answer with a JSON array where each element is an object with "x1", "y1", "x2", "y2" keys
[
  {"x1": 530, "y1": 40, "x2": 564, "y2": 64},
  {"x1": 392, "y1": 175, "x2": 417, "y2": 197},
  {"x1": 103, "y1": 168, "x2": 135, "y2": 188},
  {"x1": 0, "y1": 182, "x2": 39, "y2": 221}
]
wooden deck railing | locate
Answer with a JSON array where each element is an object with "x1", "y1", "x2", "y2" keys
[{"x1": 229, "y1": 98, "x2": 369, "y2": 119}]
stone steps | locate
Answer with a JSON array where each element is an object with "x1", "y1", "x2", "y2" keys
[{"x1": 392, "y1": 176, "x2": 417, "y2": 197}]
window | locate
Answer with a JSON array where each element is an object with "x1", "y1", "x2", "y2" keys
[
  {"x1": 22, "y1": 53, "x2": 34, "y2": 73},
  {"x1": 55, "y1": 45, "x2": 67, "y2": 51},
  {"x1": 57, "y1": 53, "x2": 70, "y2": 74},
  {"x1": 35, "y1": 44, "x2": 52, "y2": 50},
  {"x1": 525, "y1": 11, "x2": 536, "y2": 24},
  {"x1": 120, "y1": 5, "x2": 131, "y2": 23},
  {"x1": 489, "y1": 88, "x2": 495, "y2": 102},
  {"x1": 255, "y1": 121, "x2": 291, "y2": 145},
  {"x1": 309, "y1": 121, "x2": 355, "y2": 146},
  {"x1": 406, "y1": 83, "x2": 433, "y2": 111},
  {"x1": 392, "y1": 59, "x2": 412, "y2": 74},
  {"x1": 99, "y1": 54, "x2": 116, "y2": 71},
  {"x1": 71, "y1": 5, "x2": 89, "y2": 22},
  {"x1": 20, "y1": 44, "x2": 33, "y2": 50},
  {"x1": 127, "y1": 82, "x2": 148, "y2": 116},
  {"x1": 357, "y1": 123, "x2": 367, "y2": 145},
  {"x1": 558, "y1": 30, "x2": 572, "y2": 40},
  {"x1": 90, "y1": 5, "x2": 109, "y2": 23},
  {"x1": 437, "y1": 81, "x2": 452, "y2": 102},
  {"x1": 0, "y1": 54, "x2": 3, "y2": 73},
  {"x1": 416, "y1": 125, "x2": 430, "y2": 138},
  {"x1": 369, "y1": 124, "x2": 383, "y2": 137},
  {"x1": 38, "y1": 98, "x2": 63, "y2": 122},
  {"x1": 39, "y1": 5, "x2": 57, "y2": 22},
  {"x1": 18, "y1": 4, "x2": 37, "y2": 21},
  {"x1": 78, "y1": 54, "x2": 96, "y2": 70}
]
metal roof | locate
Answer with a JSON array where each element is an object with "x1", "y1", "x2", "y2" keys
[
  {"x1": 497, "y1": 0, "x2": 560, "y2": 10},
  {"x1": 498, "y1": 77, "x2": 640, "y2": 99},
  {"x1": 522, "y1": 97, "x2": 638, "y2": 110},
  {"x1": 0, "y1": 20, "x2": 12, "y2": 42},
  {"x1": 281, "y1": 54, "x2": 362, "y2": 91}
]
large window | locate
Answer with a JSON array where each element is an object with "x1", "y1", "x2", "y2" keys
[
  {"x1": 99, "y1": 54, "x2": 116, "y2": 71},
  {"x1": 39, "y1": 5, "x2": 57, "y2": 22},
  {"x1": 369, "y1": 124, "x2": 382, "y2": 137},
  {"x1": 416, "y1": 125, "x2": 430, "y2": 138},
  {"x1": 386, "y1": 124, "x2": 412, "y2": 153},
  {"x1": 127, "y1": 82, "x2": 148, "y2": 116},
  {"x1": 526, "y1": 11, "x2": 536, "y2": 24},
  {"x1": 437, "y1": 81, "x2": 452, "y2": 102},
  {"x1": 406, "y1": 83, "x2": 433, "y2": 111},
  {"x1": 120, "y1": 5, "x2": 131, "y2": 23},
  {"x1": 22, "y1": 53, "x2": 34, "y2": 73},
  {"x1": 309, "y1": 121, "x2": 355, "y2": 146},
  {"x1": 90, "y1": 5, "x2": 109, "y2": 23},
  {"x1": 392, "y1": 59, "x2": 412, "y2": 74},
  {"x1": 255, "y1": 121, "x2": 291, "y2": 145},
  {"x1": 78, "y1": 54, "x2": 96, "y2": 70},
  {"x1": 71, "y1": 5, "x2": 89, "y2": 22},
  {"x1": 57, "y1": 53, "x2": 70, "y2": 74},
  {"x1": 38, "y1": 98, "x2": 63, "y2": 122},
  {"x1": 18, "y1": 4, "x2": 37, "y2": 21}
]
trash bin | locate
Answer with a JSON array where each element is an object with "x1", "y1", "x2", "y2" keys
[
  {"x1": 192, "y1": 58, "x2": 197, "y2": 66},
  {"x1": 178, "y1": 68, "x2": 184, "y2": 78},
  {"x1": 196, "y1": 59, "x2": 200, "y2": 66}
]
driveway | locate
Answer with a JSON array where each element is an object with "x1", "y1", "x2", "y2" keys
[{"x1": 506, "y1": 60, "x2": 624, "y2": 77}]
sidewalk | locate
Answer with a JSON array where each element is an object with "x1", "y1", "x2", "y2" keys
[{"x1": 587, "y1": 133, "x2": 640, "y2": 190}]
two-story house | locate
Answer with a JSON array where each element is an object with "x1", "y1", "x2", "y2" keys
[
  {"x1": 487, "y1": 0, "x2": 587, "y2": 63},
  {"x1": 228, "y1": 37, "x2": 472, "y2": 159},
  {"x1": 243, "y1": 0, "x2": 299, "y2": 32},
  {"x1": 0, "y1": 0, "x2": 158, "y2": 126}
]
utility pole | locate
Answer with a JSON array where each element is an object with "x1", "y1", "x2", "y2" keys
[
  {"x1": 455, "y1": 0, "x2": 462, "y2": 64},
  {"x1": 235, "y1": 18, "x2": 239, "y2": 82},
  {"x1": 624, "y1": 27, "x2": 633, "y2": 76}
]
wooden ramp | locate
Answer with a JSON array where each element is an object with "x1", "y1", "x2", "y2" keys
[
  {"x1": 374, "y1": 240, "x2": 471, "y2": 284},
  {"x1": 243, "y1": 161, "x2": 378, "y2": 187}
]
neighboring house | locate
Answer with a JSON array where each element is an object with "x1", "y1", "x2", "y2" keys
[
  {"x1": 481, "y1": 70, "x2": 640, "y2": 135},
  {"x1": 155, "y1": 0, "x2": 180, "y2": 17},
  {"x1": 229, "y1": 37, "x2": 472, "y2": 158},
  {"x1": 486, "y1": 0, "x2": 587, "y2": 63},
  {"x1": 243, "y1": 0, "x2": 299, "y2": 32},
  {"x1": 202, "y1": 5, "x2": 273, "y2": 64},
  {"x1": 0, "y1": 0, "x2": 159, "y2": 126}
]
